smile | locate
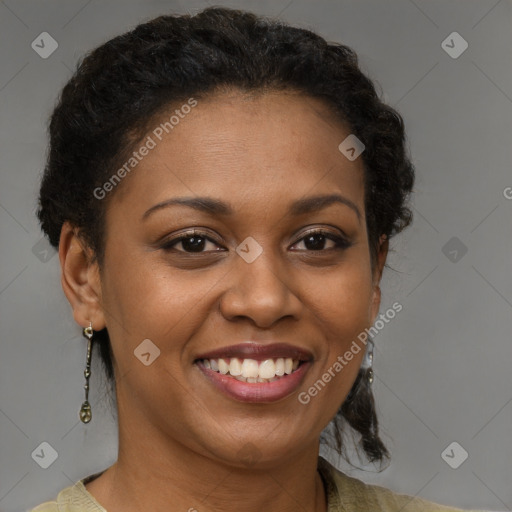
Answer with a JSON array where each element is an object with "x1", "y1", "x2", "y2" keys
[{"x1": 195, "y1": 343, "x2": 313, "y2": 402}]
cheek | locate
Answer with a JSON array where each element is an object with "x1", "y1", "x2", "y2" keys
[
  {"x1": 99, "y1": 250, "x2": 219, "y2": 357},
  {"x1": 305, "y1": 258, "x2": 375, "y2": 339},
  {"x1": 303, "y1": 258, "x2": 374, "y2": 399},
  {"x1": 301, "y1": 264, "x2": 373, "y2": 412}
]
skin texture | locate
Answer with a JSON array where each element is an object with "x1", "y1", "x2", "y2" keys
[{"x1": 59, "y1": 89, "x2": 388, "y2": 512}]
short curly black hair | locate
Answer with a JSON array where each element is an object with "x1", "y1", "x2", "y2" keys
[{"x1": 37, "y1": 6, "x2": 414, "y2": 467}]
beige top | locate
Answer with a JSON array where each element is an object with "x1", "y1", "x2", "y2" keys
[{"x1": 29, "y1": 456, "x2": 482, "y2": 512}]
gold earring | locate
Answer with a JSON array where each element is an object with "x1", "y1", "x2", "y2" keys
[{"x1": 79, "y1": 321, "x2": 93, "y2": 423}]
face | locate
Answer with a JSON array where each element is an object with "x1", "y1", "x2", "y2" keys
[{"x1": 65, "y1": 89, "x2": 387, "y2": 467}]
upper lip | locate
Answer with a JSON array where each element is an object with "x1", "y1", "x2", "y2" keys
[{"x1": 195, "y1": 342, "x2": 314, "y2": 362}]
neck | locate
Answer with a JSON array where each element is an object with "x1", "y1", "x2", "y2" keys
[{"x1": 87, "y1": 415, "x2": 327, "y2": 512}]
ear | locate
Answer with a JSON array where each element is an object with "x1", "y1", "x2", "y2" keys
[
  {"x1": 370, "y1": 234, "x2": 389, "y2": 324},
  {"x1": 59, "y1": 221, "x2": 106, "y2": 330}
]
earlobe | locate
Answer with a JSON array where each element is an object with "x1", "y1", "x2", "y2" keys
[{"x1": 59, "y1": 222, "x2": 106, "y2": 330}]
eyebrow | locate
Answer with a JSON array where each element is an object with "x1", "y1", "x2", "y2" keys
[{"x1": 141, "y1": 193, "x2": 361, "y2": 222}]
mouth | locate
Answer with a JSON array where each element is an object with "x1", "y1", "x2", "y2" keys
[{"x1": 194, "y1": 343, "x2": 313, "y2": 403}]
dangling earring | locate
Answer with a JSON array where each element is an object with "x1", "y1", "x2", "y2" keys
[
  {"x1": 361, "y1": 337, "x2": 374, "y2": 384},
  {"x1": 79, "y1": 321, "x2": 93, "y2": 423}
]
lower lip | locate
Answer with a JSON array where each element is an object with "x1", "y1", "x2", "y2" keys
[{"x1": 196, "y1": 361, "x2": 312, "y2": 403}]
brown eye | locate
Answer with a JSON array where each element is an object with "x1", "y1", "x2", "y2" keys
[
  {"x1": 291, "y1": 230, "x2": 351, "y2": 252},
  {"x1": 161, "y1": 231, "x2": 225, "y2": 253}
]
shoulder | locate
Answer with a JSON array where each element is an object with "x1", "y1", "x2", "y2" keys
[
  {"x1": 29, "y1": 501, "x2": 64, "y2": 512},
  {"x1": 29, "y1": 485, "x2": 74, "y2": 512},
  {"x1": 318, "y1": 456, "x2": 481, "y2": 512},
  {"x1": 28, "y1": 474, "x2": 106, "y2": 512},
  {"x1": 28, "y1": 485, "x2": 73, "y2": 512}
]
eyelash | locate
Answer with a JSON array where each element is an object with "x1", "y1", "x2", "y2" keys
[{"x1": 160, "y1": 228, "x2": 352, "y2": 254}]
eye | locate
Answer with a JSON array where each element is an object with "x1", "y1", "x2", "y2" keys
[
  {"x1": 290, "y1": 229, "x2": 351, "y2": 252},
  {"x1": 161, "y1": 231, "x2": 225, "y2": 253}
]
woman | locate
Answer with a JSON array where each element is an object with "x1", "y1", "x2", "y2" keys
[{"x1": 30, "y1": 6, "x2": 480, "y2": 512}]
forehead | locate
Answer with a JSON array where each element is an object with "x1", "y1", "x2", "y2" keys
[{"x1": 107, "y1": 90, "x2": 366, "y2": 218}]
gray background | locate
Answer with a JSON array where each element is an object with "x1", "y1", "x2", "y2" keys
[{"x1": 0, "y1": 1, "x2": 511, "y2": 511}]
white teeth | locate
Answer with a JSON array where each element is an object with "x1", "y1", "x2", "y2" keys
[
  {"x1": 218, "y1": 358, "x2": 229, "y2": 374},
  {"x1": 258, "y1": 359, "x2": 276, "y2": 379},
  {"x1": 275, "y1": 358, "x2": 285, "y2": 376},
  {"x1": 234, "y1": 375, "x2": 270, "y2": 383},
  {"x1": 202, "y1": 357, "x2": 302, "y2": 381},
  {"x1": 229, "y1": 358, "x2": 242, "y2": 376},
  {"x1": 241, "y1": 358, "x2": 259, "y2": 378}
]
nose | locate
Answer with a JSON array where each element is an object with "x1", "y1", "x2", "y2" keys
[{"x1": 219, "y1": 248, "x2": 302, "y2": 329}]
